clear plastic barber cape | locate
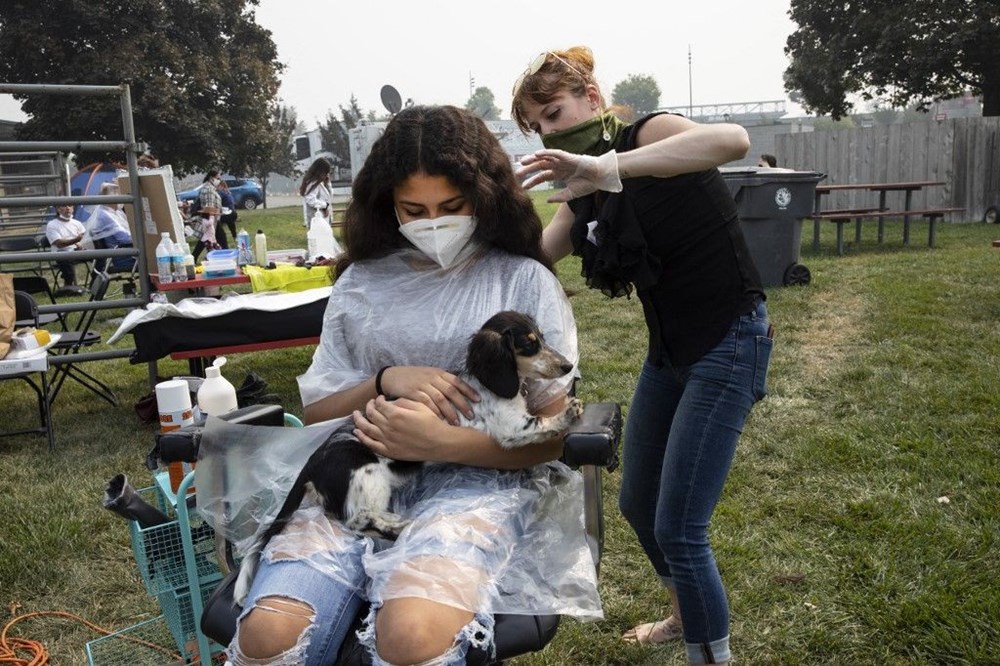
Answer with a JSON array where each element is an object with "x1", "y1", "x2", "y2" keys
[
  {"x1": 298, "y1": 243, "x2": 577, "y2": 411},
  {"x1": 197, "y1": 244, "x2": 603, "y2": 620}
]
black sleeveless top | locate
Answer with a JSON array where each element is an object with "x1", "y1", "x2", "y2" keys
[{"x1": 567, "y1": 113, "x2": 764, "y2": 368}]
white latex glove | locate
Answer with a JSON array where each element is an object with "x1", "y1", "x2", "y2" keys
[{"x1": 516, "y1": 149, "x2": 623, "y2": 203}]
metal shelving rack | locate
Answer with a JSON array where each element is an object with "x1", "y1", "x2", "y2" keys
[{"x1": 0, "y1": 83, "x2": 156, "y2": 387}]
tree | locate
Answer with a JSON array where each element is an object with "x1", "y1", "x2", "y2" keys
[
  {"x1": 784, "y1": 0, "x2": 1000, "y2": 118},
  {"x1": 466, "y1": 87, "x2": 500, "y2": 120},
  {"x1": 0, "y1": 0, "x2": 283, "y2": 174},
  {"x1": 319, "y1": 95, "x2": 366, "y2": 171},
  {"x1": 612, "y1": 75, "x2": 661, "y2": 117},
  {"x1": 249, "y1": 104, "x2": 299, "y2": 208}
]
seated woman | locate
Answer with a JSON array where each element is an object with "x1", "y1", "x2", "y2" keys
[
  {"x1": 86, "y1": 183, "x2": 135, "y2": 272},
  {"x1": 227, "y1": 105, "x2": 601, "y2": 666}
]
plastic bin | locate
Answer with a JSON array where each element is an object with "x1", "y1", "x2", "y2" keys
[{"x1": 720, "y1": 167, "x2": 826, "y2": 287}]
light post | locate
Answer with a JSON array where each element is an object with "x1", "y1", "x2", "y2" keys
[{"x1": 688, "y1": 45, "x2": 693, "y2": 117}]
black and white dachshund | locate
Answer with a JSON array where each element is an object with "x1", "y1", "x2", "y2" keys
[{"x1": 234, "y1": 310, "x2": 582, "y2": 603}]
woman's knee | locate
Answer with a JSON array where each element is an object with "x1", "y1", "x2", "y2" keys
[
  {"x1": 234, "y1": 596, "x2": 315, "y2": 661},
  {"x1": 375, "y1": 598, "x2": 474, "y2": 664},
  {"x1": 618, "y1": 483, "x2": 654, "y2": 532}
]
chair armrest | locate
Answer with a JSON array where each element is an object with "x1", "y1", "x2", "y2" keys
[
  {"x1": 561, "y1": 402, "x2": 621, "y2": 471},
  {"x1": 151, "y1": 403, "x2": 286, "y2": 466}
]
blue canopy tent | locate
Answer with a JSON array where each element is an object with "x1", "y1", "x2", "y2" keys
[{"x1": 69, "y1": 162, "x2": 125, "y2": 222}]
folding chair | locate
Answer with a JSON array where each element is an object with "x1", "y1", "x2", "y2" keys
[
  {"x1": 0, "y1": 291, "x2": 55, "y2": 451},
  {"x1": 47, "y1": 271, "x2": 118, "y2": 406},
  {"x1": 0, "y1": 234, "x2": 47, "y2": 278},
  {"x1": 12, "y1": 275, "x2": 66, "y2": 330},
  {"x1": 34, "y1": 235, "x2": 66, "y2": 287},
  {"x1": 92, "y1": 237, "x2": 138, "y2": 298}
]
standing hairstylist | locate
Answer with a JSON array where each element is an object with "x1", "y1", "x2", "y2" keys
[{"x1": 512, "y1": 46, "x2": 773, "y2": 666}]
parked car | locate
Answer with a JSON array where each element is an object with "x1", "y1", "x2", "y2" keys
[{"x1": 178, "y1": 175, "x2": 263, "y2": 210}]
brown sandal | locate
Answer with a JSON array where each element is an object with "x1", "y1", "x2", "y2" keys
[{"x1": 621, "y1": 615, "x2": 684, "y2": 644}]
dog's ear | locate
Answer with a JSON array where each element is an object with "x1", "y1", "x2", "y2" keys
[{"x1": 467, "y1": 329, "x2": 521, "y2": 399}]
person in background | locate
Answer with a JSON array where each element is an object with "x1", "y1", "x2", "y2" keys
[
  {"x1": 45, "y1": 204, "x2": 88, "y2": 292},
  {"x1": 757, "y1": 153, "x2": 777, "y2": 168},
  {"x1": 85, "y1": 182, "x2": 135, "y2": 273},
  {"x1": 512, "y1": 46, "x2": 773, "y2": 666},
  {"x1": 217, "y1": 178, "x2": 239, "y2": 242},
  {"x1": 227, "y1": 105, "x2": 599, "y2": 666},
  {"x1": 193, "y1": 170, "x2": 226, "y2": 261},
  {"x1": 137, "y1": 152, "x2": 160, "y2": 169},
  {"x1": 299, "y1": 157, "x2": 333, "y2": 228}
]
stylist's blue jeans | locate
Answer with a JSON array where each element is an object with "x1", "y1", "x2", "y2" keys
[{"x1": 619, "y1": 300, "x2": 772, "y2": 664}]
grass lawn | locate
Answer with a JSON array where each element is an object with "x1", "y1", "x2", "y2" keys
[{"x1": 1, "y1": 200, "x2": 997, "y2": 664}]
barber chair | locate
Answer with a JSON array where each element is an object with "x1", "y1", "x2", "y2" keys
[{"x1": 155, "y1": 401, "x2": 621, "y2": 665}]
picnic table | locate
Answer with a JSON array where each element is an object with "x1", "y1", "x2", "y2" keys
[{"x1": 811, "y1": 181, "x2": 963, "y2": 254}]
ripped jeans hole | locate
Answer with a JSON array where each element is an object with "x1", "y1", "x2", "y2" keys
[{"x1": 230, "y1": 597, "x2": 317, "y2": 665}]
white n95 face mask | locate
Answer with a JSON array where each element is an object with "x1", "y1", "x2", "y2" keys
[{"x1": 398, "y1": 214, "x2": 477, "y2": 268}]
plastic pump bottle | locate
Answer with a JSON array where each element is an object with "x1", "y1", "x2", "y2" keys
[
  {"x1": 236, "y1": 228, "x2": 254, "y2": 266},
  {"x1": 197, "y1": 357, "x2": 238, "y2": 416},
  {"x1": 155, "y1": 232, "x2": 174, "y2": 283},
  {"x1": 255, "y1": 229, "x2": 268, "y2": 266}
]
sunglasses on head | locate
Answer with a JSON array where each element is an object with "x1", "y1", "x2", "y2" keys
[{"x1": 512, "y1": 51, "x2": 586, "y2": 97}]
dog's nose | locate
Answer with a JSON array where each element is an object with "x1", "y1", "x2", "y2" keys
[{"x1": 560, "y1": 362, "x2": 573, "y2": 375}]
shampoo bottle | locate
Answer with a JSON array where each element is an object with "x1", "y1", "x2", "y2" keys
[{"x1": 197, "y1": 357, "x2": 239, "y2": 416}]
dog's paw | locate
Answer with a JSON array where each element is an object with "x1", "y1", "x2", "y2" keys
[
  {"x1": 354, "y1": 511, "x2": 411, "y2": 539},
  {"x1": 566, "y1": 397, "x2": 584, "y2": 420}
]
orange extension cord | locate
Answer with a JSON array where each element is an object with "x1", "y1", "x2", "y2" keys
[{"x1": 0, "y1": 610, "x2": 180, "y2": 666}]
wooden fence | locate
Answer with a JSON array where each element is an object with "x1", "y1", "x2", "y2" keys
[{"x1": 776, "y1": 117, "x2": 1000, "y2": 221}]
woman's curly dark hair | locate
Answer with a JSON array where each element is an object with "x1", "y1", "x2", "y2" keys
[{"x1": 334, "y1": 105, "x2": 553, "y2": 277}]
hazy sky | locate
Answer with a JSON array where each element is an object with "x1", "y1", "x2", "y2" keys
[{"x1": 0, "y1": 0, "x2": 799, "y2": 128}]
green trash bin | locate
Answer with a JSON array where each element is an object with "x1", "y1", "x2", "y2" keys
[{"x1": 720, "y1": 167, "x2": 826, "y2": 287}]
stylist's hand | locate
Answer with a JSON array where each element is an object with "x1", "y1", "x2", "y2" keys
[
  {"x1": 353, "y1": 396, "x2": 450, "y2": 461},
  {"x1": 516, "y1": 149, "x2": 623, "y2": 203},
  {"x1": 378, "y1": 365, "x2": 479, "y2": 425}
]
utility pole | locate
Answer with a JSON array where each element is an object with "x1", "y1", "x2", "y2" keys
[
  {"x1": 688, "y1": 45, "x2": 693, "y2": 117},
  {"x1": 469, "y1": 71, "x2": 475, "y2": 98}
]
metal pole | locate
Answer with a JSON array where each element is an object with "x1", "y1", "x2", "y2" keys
[
  {"x1": 0, "y1": 140, "x2": 130, "y2": 152},
  {"x1": 688, "y1": 46, "x2": 693, "y2": 118},
  {"x1": 0, "y1": 194, "x2": 133, "y2": 207},
  {"x1": 0, "y1": 83, "x2": 122, "y2": 96},
  {"x1": 117, "y1": 83, "x2": 158, "y2": 388}
]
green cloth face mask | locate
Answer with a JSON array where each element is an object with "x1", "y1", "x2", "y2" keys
[{"x1": 541, "y1": 112, "x2": 626, "y2": 155}]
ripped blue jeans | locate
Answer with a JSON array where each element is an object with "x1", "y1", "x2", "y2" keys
[
  {"x1": 227, "y1": 508, "x2": 493, "y2": 666},
  {"x1": 618, "y1": 300, "x2": 773, "y2": 664},
  {"x1": 226, "y1": 464, "x2": 593, "y2": 665}
]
